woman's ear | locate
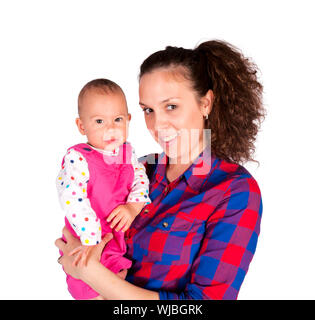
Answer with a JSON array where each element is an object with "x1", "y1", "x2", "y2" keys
[
  {"x1": 75, "y1": 118, "x2": 85, "y2": 135},
  {"x1": 127, "y1": 113, "x2": 131, "y2": 122},
  {"x1": 200, "y1": 89, "x2": 214, "y2": 117}
]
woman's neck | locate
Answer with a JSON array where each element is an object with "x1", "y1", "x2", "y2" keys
[
  {"x1": 166, "y1": 140, "x2": 207, "y2": 183},
  {"x1": 166, "y1": 162, "x2": 192, "y2": 183}
]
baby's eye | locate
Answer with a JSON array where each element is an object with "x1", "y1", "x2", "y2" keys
[
  {"x1": 95, "y1": 119, "x2": 103, "y2": 124},
  {"x1": 166, "y1": 104, "x2": 177, "y2": 110},
  {"x1": 114, "y1": 117, "x2": 123, "y2": 122},
  {"x1": 143, "y1": 107, "x2": 153, "y2": 115}
]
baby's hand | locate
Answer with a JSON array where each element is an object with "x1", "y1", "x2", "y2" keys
[
  {"x1": 69, "y1": 245, "x2": 95, "y2": 267},
  {"x1": 107, "y1": 203, "x2": 144, "y2": 232}
]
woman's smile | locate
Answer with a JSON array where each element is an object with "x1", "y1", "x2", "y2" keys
[{"x1": 158, "y1": 131, "x2": 181, "y2": 146}]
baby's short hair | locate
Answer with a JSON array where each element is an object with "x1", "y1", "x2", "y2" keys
[{"x1": 78, "y1": 78, "x2": 125, "y2": 116}]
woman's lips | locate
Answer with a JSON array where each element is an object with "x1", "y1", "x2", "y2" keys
[{"x1": 158, "y1": 132, "x2": 180, "y2": 147}]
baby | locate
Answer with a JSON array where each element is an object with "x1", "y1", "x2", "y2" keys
[{"x1": 56, "y1": 78, "x2": 151, "y2": 300}]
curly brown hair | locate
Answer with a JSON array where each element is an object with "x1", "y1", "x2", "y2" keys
[{"x1": 139, "y1": 40, "x2": 266, "y2": 164}]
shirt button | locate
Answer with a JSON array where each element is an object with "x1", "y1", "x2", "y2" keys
[
  {"x1": 143, "y1": 209, "x2": 149, "y2": 214},
  {"x1": 162, "y1": 222, "x2": 169, "y2": 228},
  {"x1": 164, "y1": 186, "x2": 169, "y2": 193}
]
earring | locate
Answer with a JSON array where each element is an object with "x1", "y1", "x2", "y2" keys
[{"x1": 204, "y1": 114, "x2": 209, "y2": 120}]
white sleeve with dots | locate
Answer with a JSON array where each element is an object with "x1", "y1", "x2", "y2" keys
[
  {"x1": 127, "y1": 147, "x2": 151, "y2": 205},
  {"x1": 56, "y1": 149, "x2": 102, "y2": 246}
]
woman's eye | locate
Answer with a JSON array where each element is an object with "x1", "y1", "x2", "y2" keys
[
  {"x1": 115, "y1": 117, "x2": 123, "y2": 122},
  {"x1": 143, "y1": 107, "x2": 153, "y2": 115},
  {"x1": 166, "y1": 104, "x2": 177, "y2": 110},
  {"x1": 96, "y1": 119, "x2": 103, "y2": 124}
]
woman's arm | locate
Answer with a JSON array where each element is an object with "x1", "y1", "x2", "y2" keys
[
  {"x1": 55, "y1": 227, "x2": 159, "y2": 300},
  {"x1": 81, "y1": 259, "x2": 159, "y2": 300}
]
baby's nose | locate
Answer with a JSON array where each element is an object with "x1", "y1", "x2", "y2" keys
[
  {"x1": 104, "y1": 122, "x2": 115, "y2": 131},
  {"x1": 103, "y1": 126, "x2": 116, "y2": 137}
]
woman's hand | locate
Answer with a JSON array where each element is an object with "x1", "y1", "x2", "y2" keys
[
  {"x1": 55, "y1": 227, "x2": 113, "y2": 279},
  {"x1": 55, "y1": 227, "x2": 159, "y2": 300},
  {"x1": 69, "y1": 244, "x2": 95, "y2": 267}
]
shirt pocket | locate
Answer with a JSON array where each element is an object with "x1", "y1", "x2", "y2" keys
[
  {"x1": 147, "y1": 213, "x2": 196, "y2": 259},
  {"x1": 153, "y1": 212, "x2": 196, "y2": 233}
]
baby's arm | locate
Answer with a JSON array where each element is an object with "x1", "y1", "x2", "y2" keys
[
  {"x1": 107, "y1": 147, "x2": 151, "y2": 232},
  {"x1": 127, "y1": 147, "x2": 151, "y2": 206},
  {"x1": 56, "y1": 149, "x2": 102, "y2": 265}
]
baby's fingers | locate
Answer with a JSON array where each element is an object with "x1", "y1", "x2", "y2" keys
[
  {"x1": 110, "y1": 214, "x2": 124, "y2": 229},
  {"x1": 122, "y1": 222, "x2": 131, "y2": 232},
  {"x1": 107, "y1": 207, "x2": 121, "y2": 223},
  {"x1": 115, "y1": 217, "x2": 128, "y2": 232}
]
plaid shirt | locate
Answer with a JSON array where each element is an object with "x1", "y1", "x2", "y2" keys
[{"x1": 125, "y1": 146, "x2": 262, "y2": 299}]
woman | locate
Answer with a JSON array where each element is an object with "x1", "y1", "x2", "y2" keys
[{"x1": 55, "y1": 39, "x2": 265, "y2": 300}]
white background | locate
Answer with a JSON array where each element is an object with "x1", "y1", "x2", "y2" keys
[{"x1": 0, "y1": 0, "x2": 314, "y2": 299}]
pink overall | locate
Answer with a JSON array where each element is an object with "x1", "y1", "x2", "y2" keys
[{"x1": 61, "y1": 143, "x2": 133, "y2": 299}]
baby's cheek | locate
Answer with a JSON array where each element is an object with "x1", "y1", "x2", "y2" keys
[{"x1": 118, "y1": 129, "x2": 128, "y2": 144}]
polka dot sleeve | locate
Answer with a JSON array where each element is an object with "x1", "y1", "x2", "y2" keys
[
  {"x1": 56, "y1": 149, "x2": 102, "y2": 246},
  {"x1": 127, "y1": 147, "x2": 151, "y2": 205}
]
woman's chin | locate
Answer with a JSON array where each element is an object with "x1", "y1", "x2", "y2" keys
[{"x1": 163, "y1": 149, "x2": 188, "y2": 165}]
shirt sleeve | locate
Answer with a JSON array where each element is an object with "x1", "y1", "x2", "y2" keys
[
  {"x1": 158, "y1": 175, "x2": 263, "y2": 300},
  {"x1": 126, "y1": 147, "x2": 151, "y2": 205},
  {"x1": 56, "y1": 149, "x2": 102, "y2": 246}
]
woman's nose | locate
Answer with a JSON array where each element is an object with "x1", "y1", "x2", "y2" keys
[{"x1": 153, "y1": 112, "x2": 169, "y2": 131}]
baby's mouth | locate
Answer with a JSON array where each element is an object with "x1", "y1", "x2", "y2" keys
[{"x1": 104, "y1": 138, "x2": 117, "y2": 144}]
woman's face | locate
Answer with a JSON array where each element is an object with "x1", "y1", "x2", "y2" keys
[{"x1": 139, "y1": 68, "x2": 212, "y2": 164}]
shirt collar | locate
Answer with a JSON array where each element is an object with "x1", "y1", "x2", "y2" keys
[{"x1": 155, "y1": 144, "x2": 219, "y2": 192}]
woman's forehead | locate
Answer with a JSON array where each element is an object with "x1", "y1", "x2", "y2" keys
[
  {"x1": 140, "y1": 66, "x2": 189, "y2": 84},
  {"x1": 139, "y1": 69, "x2": 193, "y2": 101}
]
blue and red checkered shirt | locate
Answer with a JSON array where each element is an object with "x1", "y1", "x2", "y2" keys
[{"x1": 125, "y1": 145, "x2": 262, "y2": 299}]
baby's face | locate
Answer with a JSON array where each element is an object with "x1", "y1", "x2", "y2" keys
[{"x1": 76, "y1": 90, "x2": 130, "y2": 151}]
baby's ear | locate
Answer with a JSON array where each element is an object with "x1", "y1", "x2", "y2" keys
[{"x1": 75, "y1": 117, "x2": 85, "y2": 135}]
